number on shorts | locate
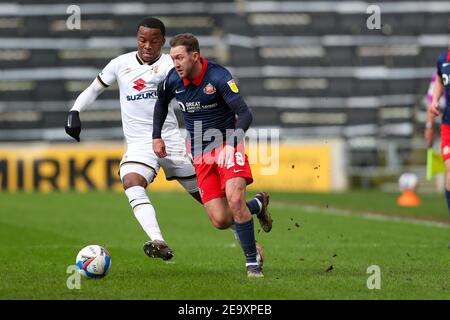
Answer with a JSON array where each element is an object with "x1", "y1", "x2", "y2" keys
[{"x1": 235, "y1": 152, "x2": 245, "y2": 166}]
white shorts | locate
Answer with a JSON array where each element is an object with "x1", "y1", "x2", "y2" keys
[{"x1": 119, "y1": 135, "x2": 196, "y2": 184}]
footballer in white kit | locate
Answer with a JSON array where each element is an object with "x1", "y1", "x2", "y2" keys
[
  {"x1": 65, "y1": 17, "x2": 201, "y2": 261},
  {"x1": 99, "y1": 51, "x2": 194, "y2": 183}
]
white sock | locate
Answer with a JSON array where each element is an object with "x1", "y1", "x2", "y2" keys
[
  {"x1": 125, "y1": 186, "x2": 164, "y2": 241},
  {"x1": 254, "y1": 198, "x2": 263, "y2": 214},
  {"x1": 134, "y1": 205, "x2": 164, "y2": 241}
]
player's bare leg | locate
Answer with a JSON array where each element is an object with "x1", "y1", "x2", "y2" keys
[
  {"x1": 444, "y1": 160, "x2": 450, "y2": 248},
  {"x1": 202, "y1": 192, "x2": 271, "y2": 230},
  {"x1": 225, "y1": 177, "x2": 263, "y2": 278},
  {"x1": 203, "y1": 197, "x2": 264, "y2": 268},
  {"x1": 122, "y1": 172, "x2": 174, "y2": 261},
  {"x1": 203, "y1": 198, "x2": 234, "y2": 229},
  {"x1": 171, "y1": 174, "x2": 266, "y2": 273}
]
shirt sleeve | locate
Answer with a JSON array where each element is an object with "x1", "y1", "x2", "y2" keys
[
  {"x1": 97, "y1": 58, "x2": 118, "y2": 88},
  {"x1": 216, "y1": 68, "x2": 242, "y2": 105},
  {"x1": 70, "y1": 79, "x2": 105, "y2": 112},
  {"x1": 215, "y1": 67, "x2": 253, "y2": 146},
  {"x1": 153, "y1": 75, "x2": 176, "y2": 139}
]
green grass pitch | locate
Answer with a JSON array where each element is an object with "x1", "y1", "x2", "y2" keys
[{"x1": 0, "y1": 191, "x2": 449, "y2": 299}]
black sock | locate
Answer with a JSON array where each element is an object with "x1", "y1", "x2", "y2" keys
[
  {"x1": 235, "y1": 219, "x2": 257, "y2": 265},
  {"x1": 246, "y1": 198, "x2": 262, "y2": 215},
  {"x1": 445, "y1": 189, "x2": 450, "y2": 214}
]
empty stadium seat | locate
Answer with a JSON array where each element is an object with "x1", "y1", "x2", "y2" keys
[{"x1": 0, "y1": 0, "x2": 444, "y2": 172}]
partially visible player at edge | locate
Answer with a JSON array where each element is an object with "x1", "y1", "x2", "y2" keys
[
  {"x1": 426, "y1": 47, "x2": 450, "y2": 247},
  {"x1": 153, "y1": 33, "x2": 273, "y2": 277},
  {"x1": 65, "y1": 17, "x2": 202, "y2": 260}
]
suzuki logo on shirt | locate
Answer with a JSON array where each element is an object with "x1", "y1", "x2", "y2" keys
[
  {"x1": 126, "y1": 90, "x2": 157, "y2": 101},
  {"x1": 133, "y1": 78, "x2": 146, "y2": 91}
]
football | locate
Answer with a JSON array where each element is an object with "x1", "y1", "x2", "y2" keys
[
  {"x1": 75, "y1": 245, "x2": 111, "y2": 279},
  {"x1": 398, "y1": 173, "x2": 419, "y2": 192}
]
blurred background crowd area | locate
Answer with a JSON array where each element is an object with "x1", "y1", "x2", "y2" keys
[{"x1": 0, "y1": 0, "x2": 449, "y2": 191}]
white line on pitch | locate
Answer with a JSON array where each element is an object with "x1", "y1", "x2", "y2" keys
[{"x1": 271, "y1": 202, "x2": 450, "y2": 229}]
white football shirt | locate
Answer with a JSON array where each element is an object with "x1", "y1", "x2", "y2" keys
[{"x1": 98, "y1": 51, "x2": 180, "y2": 145}]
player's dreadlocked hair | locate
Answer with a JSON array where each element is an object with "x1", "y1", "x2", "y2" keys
[
  {"x1": 170, "y1": 33, "x2": 200, "y2": 54},
  {"x1": 137, "y1": 17, "x2": 166, "y2": 37}
]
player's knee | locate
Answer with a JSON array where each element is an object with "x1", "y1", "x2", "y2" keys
[
  {"x1": 227, "y1": 195, "x2": 246, "y2": 214},
  {"x1": 210, "y1": 216, "x2": 233, "y2": 230},
  {"x1": 226, "y1": 184, "x2": 246, "y2": 211},
  {"x1": 122, "y1": 173, "x2": 147, "y2": 190},
  {"x1": 206, "y1": 206, "x2": 233, "y2": 229},
  {"x1": 445, "y1": 171, "x2": 450, "y2": 189},
  {"x1": 446, "y1": 177, "x2": 450, "y2": 191}
]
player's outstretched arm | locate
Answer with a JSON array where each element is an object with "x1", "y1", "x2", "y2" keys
[
  {"x1": 429, "y1": 76, "x2": 444, "y2": 117},
  {"x1": 65, "y1": 78, "x2": 105, "y2": 142},
  {"x1": 424, "y1": 108, "x2": 435, "y2": 148},
  {"x1": 152, "y1": 98, "x2": 168, "y2": 158},
  {"x1": 225, "y1": 97, "x2": 253, "y2": 147},
  {"x1": 153, "y1": 81, "x2": 171, "y2": 158},
  {"x1": 217, "y1": 97, "x2": 253, "y2": 167}
]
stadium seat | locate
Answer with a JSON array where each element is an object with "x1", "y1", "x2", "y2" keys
[{"x1": 0, "y1": 0, "x2": 439, "y2": 172}]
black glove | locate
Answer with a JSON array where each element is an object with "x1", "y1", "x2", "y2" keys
[{"x1": 65, "y1": 110, "x2": 81, "y2": 142}]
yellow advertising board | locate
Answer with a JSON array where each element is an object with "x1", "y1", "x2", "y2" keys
[
  {"x1": 247, "y1": 144, "x2": 331, "y2": 192},
  {"x1": 0, "y1": 143, "x2": 125, "y2": 192},
  {"x1": 0, "y1": 141, "x2": 339, "y2": 193}
]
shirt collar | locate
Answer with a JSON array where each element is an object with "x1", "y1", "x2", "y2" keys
[
  {"x1": 183, "y1": 56, "x2": 208, "y2": 87},
  {"x1": 136, "y1": 52, "x2": 162, "y2": 66}
]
